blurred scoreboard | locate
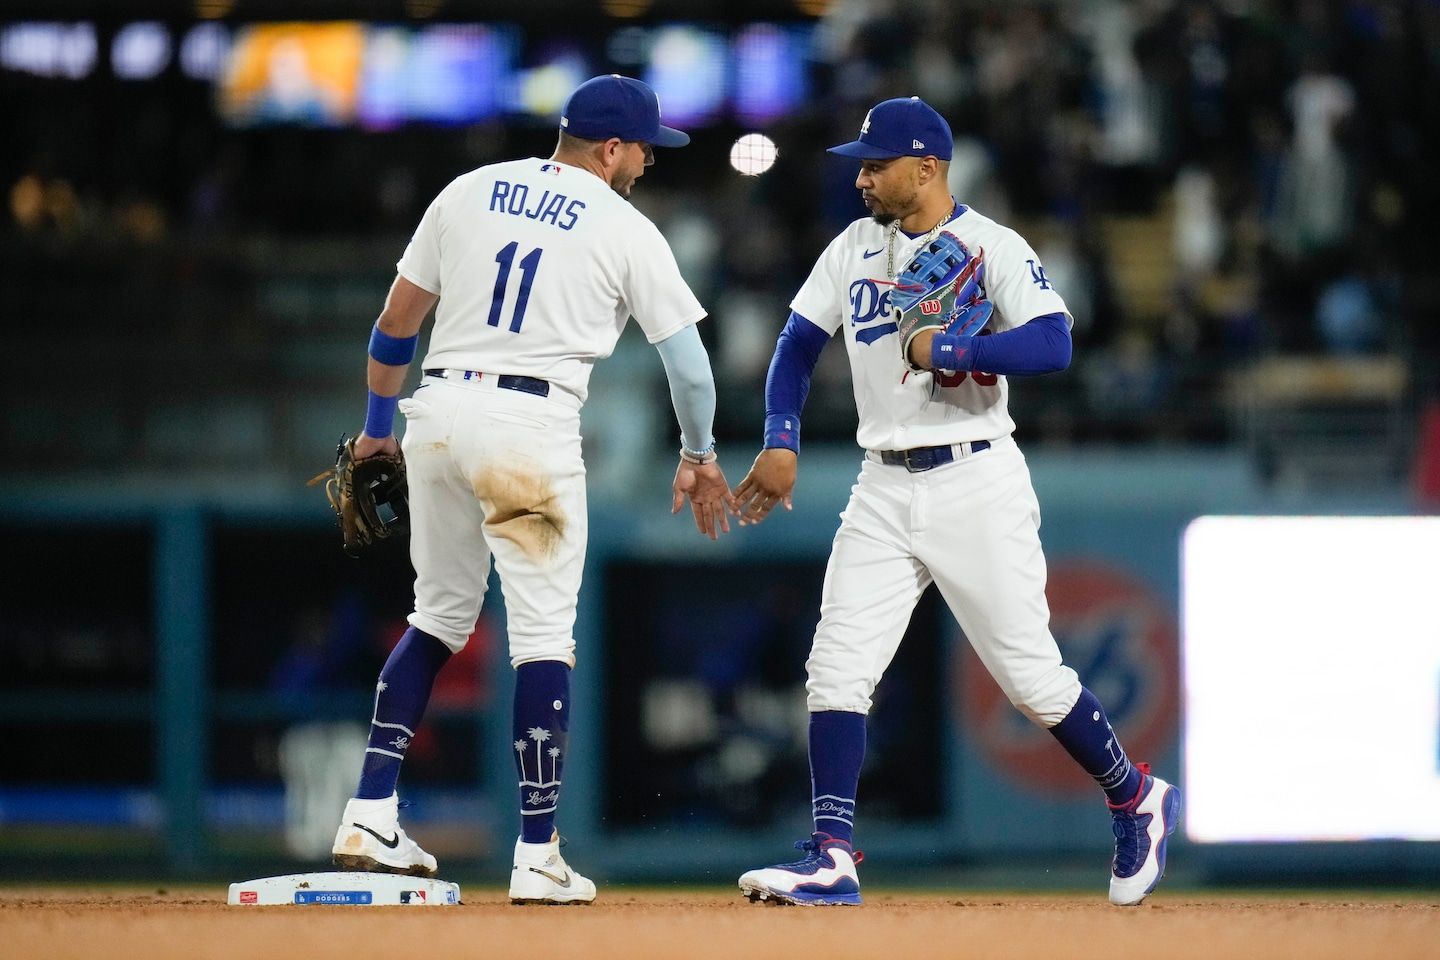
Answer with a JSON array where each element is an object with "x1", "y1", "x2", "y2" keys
[
  {"x1": 1182, "y1": 516, "x2": 1440, "y2": 843},
  {"x1": 0, "y1": 19, "x2": 818, "y2": 129}
]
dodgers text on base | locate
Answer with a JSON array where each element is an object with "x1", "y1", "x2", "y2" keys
[{"x1": 228, "y1": 872, "x2": 461, "y2": 905}]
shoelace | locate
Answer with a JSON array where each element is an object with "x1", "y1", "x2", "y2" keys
[
  {"x1": 1109, "y1": 764, "x2": 1153, "y2": 877},
  {"x1": 775, "y1": 835, "x2": 864, "y2": 870},
  {"x1": 1111, "y1": 808, "x2": 1149, "y2": 876}
]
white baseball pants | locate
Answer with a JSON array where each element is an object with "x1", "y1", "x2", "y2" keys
[
  {"x1": 398, "y1": 374, "x2": 586, "y2": 667},
  {"x1": 805, "y1": 436, "x2": 1081, "y2": 726}
]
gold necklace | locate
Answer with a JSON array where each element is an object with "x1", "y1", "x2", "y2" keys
[{"x1": 886, "y1": 207, "x2": 954, "y2": 281}]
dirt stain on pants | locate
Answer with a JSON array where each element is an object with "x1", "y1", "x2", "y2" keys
[{"x1": 471, "y1": 464, "x2": 568, "y2": 563}]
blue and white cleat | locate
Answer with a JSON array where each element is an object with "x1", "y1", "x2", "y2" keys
[
  {"x1": 739, "y1": 833, "x2": 864, "y2": 906},
  {"x1": 1108, "y1": 763, "x2": 1181, "y2": 906}
]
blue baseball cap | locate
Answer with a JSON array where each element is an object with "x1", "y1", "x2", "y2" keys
[
  {"x1": 827, "y1": 96, "x2": 953, "y2": 161},
  {"x1": 560, "y1": 74, "x2": 690, "y2": 148}
]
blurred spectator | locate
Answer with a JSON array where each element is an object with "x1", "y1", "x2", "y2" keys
[
  {"x1": 1172, "y1": 166, "x2": 1224, "y2": 280},
  {"x1": 269, "y1": 593, "x2": 371, "y2": 860},
  {"x1": 1088, "y1": 0, "x2": 1162, "y2": 171},
  {"x1": 1271, "y1": 62, "x2": 1356, "y2": 261},
  {"x1": 947, "y1": 135, "x2": 1010, "y2": 222},
  {"x1": 1082, "y1": 330, "x2": 1169, "y2": 418},
  {"x1": 1315, "y1": 274, "x2": 1382, "y2": 354}
]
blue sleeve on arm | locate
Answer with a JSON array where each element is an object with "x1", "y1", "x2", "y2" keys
[
  {"x1": 363, "y1": 390, "x2": 399, "y2": 439},
  {"x1": 764, "y1": 311, "x2": 831, "y2": 451},
  {"x1": 654, "y1": 323, "x2": 717, "y2": 453},
  {"x1": 932, "y1": 311, "x2": 1071, "y2": 377}
]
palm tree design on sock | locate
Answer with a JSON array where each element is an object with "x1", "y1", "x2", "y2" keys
[
  {"x1": 527, "y1": 727, "x2": 552, "y2": 785},
  {"x1": 514, "y1": 739, "x2": 529, "y2": 783},
  {"x1": 548, "y1": 746, "x2": 561, "y2": 783}
]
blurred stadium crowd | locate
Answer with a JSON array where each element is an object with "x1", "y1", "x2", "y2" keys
[{"x1": 5, "y1": 0, "x2": 1439, "y2": 487}]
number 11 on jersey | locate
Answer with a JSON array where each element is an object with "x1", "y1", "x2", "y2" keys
[{"x1": 489, "y1": 242, "x2": 544, "y2": 333}]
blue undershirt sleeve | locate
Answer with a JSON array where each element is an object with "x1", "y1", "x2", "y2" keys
[
  {"x1": 930, "y1": 311, "x2": 1072, "y2": 377},
  {"x1": 763, "y1": 311, "x2": 831, "y2": 451},
  {"x1": 654, "y1": 324, "x2": 717, "y2": 453}
]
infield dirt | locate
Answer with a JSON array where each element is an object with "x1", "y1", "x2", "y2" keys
[{"x1": 2, "y1": 888, "x2": 1437, "y2": 960}]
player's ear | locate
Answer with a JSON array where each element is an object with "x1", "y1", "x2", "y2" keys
[
  {"x1": 917, "y1": 156, "x2": 940, "y2": 185},
  {"x1": 601, "y1": 137, "x2": 625, "y2": 170}
]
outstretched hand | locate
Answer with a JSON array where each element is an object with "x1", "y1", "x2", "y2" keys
[
  {"x1": 732, "y1": 448, "x2": 797, "y2": 526},
  {"x1": 672, "y1": 460, "x2": 737, "y2": 540}
]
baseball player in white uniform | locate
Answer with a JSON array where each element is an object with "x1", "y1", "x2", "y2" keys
[
  {"x1": 329, "y1": 75, "x2": 735, "y2": 904},
  {"x1": 732, "y1": 98, "x2": 1180, "y2": 906}
]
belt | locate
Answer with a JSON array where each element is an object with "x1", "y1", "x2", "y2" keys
[
  {"x1": 423, "y1": 368, "x2": 550, "y2": 398},
  {"x1": 873, "y1": 440, "x2": 990, "y2": 473}
]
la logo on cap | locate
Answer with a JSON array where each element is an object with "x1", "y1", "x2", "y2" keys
[{"x1": 860, "y1": 109, "x2": 872, "y2": 135}]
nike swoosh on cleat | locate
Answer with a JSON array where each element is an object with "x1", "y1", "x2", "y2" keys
[
  {"x1": 528, "y1": 866, "x2": 572, "y2": 887},
  {"x1": 353, "y1": 823, "x2": 401, "y2": 849},
  {"x1": 861, "y1": 248, "x2": 883, "y2": 259}
]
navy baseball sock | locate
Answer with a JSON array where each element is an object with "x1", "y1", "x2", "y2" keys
[
  {"x1": 809, "y1": 710, "x2": 866, "y2": 845},
  {"x1": 513, "y1": 659, "x2": 571, "y2": 843},
  {"x1": 355, "y1": 627, "x2": 453, "y2": 800},
  {"x1": 1047, "y1": 686, "x2": 1142, "y2": 805}
]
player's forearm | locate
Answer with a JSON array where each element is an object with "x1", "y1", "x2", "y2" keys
[
  {"x1": 763, "y1": 312, "x2": 829, "y2": 451},
  {"x1": 655, "y1": 324, "x2": 717, "y2": 453},
  {"x1": 362, "y1": 341, "x2": 414, "y2": 439},
  {"x1": 928, "y1": 311, "x2": 1072, "y2": 376},
  {"x1": 362, "y1": 275, "x2": 438, "y2": 439},
  {"x1": 367, "y1": 356, "x2": 410, "y2": 398}
]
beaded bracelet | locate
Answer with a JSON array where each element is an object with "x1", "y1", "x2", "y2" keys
[{"x1": 679, "y1": 441, "x2": 718, "y2": 465}]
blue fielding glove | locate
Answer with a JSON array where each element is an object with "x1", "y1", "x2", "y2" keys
[
  {"x1": 894, "y1": 232, "x2": 990, "y2": 371},
  {"x1": 889, "y1": 231, "x2": 982, "y2": 313}
]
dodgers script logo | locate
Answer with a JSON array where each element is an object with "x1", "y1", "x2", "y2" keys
[{"x1": 848, "y1": 278, "x2": 897, "y2": 345}]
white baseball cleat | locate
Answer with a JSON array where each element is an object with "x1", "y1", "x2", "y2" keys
[
  {"x1": 331, "y1": 793, "x2": 438, "y2": 878},
  {"x1": 739, "y1": 833, "x2": 863, "y2": 905},
  {"x1": 1108, "y1": 763, "x2": 1181, "y2": 906},
  {"x1": 509, "y1": 832, "x2": 597, "y2": 905}
]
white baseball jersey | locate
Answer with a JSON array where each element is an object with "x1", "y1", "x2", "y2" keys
[
  {"x1": 397, "y1": 157, "x2": 705, "y2": 405},
  {"x1": 791, "y1": 205, "x2": 1070, "y2": 451},
  {"x1": 797, "y1": 206, "x2": 1083, "y2": 727}
]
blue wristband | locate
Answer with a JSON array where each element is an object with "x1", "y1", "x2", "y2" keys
[
  {"x1": 364, "y1": 390, "x2": 399, "y2": 439},
  {"x1": 931, "y1": 333, "x2": 977, "y2": 372},
  {"x1": 764, "y1": 413, "x2": 801, "y2": 452},
  {"x1": 368, "y1": 323, "x2": 419, "y2": 366}
]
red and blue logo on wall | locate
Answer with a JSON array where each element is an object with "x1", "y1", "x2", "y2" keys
[{"x1": 956, "y1": 561, "x2": 1179, "y2": 794}]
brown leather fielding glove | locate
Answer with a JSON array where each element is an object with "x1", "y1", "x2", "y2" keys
[{"x1": 308, "y1": 436, "x2": 409, "y2": 557}]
